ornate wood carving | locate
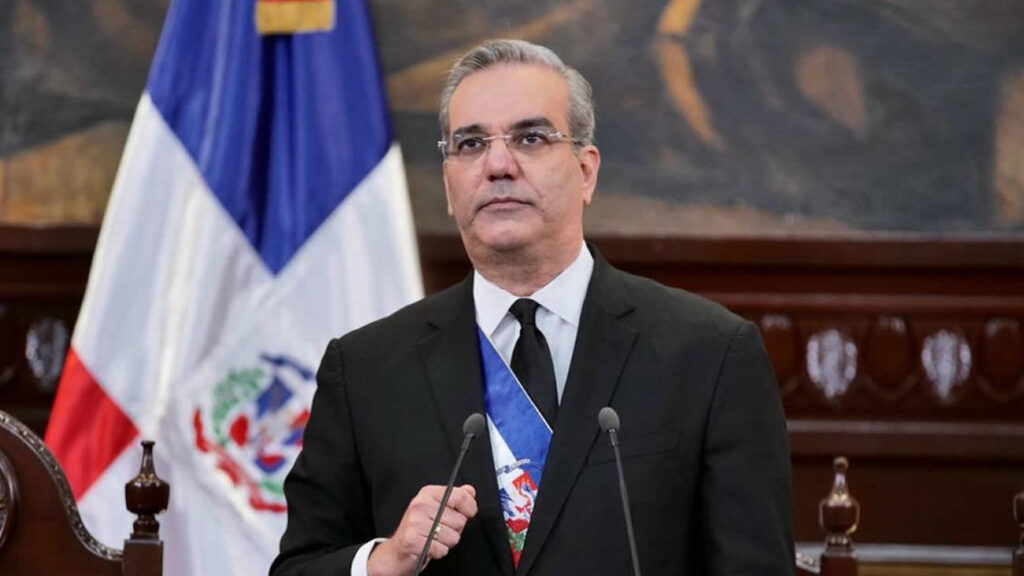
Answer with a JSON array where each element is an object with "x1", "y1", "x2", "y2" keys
[
  {"x1": 0, "y1": 410, "x2": 121, "y2": 561},
  {"x1": 0, "y1": 225, "x2": 93, "y2": 436},
  {"x1": 819, "y1": 457, "x2": 859, "y2": 576},
  {"x1": 978, "y1": 318, "x2": 1024, "y2": 402},
  {"x1": 417, "y1": 233, "x2": 1024, "y2": 549},
  {"x1": 862, "y1": 316, "x2": 915, "y2": 402},
  {"x1": 750, "y1": 313, "x2": 1024, "y2": 416},
  {"x1": 0, "y1": 448, "x2": 17, "y2": 552},
  {"x1": 759, "y1": 314, "x2": 800, "y2": 397},
  {"x1": 23, "y1": 316, "x2": 69, "y2": 394},
  {"x1": 804, "y1": 327, "x2": 859, "y2": 403},
  {"x1": 4, "y1": 226, "x2": 1023, "y2": 552},
  {"x1": 796, "y1": 457, "x2": 861, "y2": 575},
  {"x1": 125, "y1": 440, "x2": 170, "y2": 540},
  {"x1": 0, "y1": 305, "x2": 16, "y2": 389},
  {"x1": 820, "y1": 457, "x2": 859, "y2": 550},
  {"x1": 0, "y1": 304, "x2": 74, "y2": 435}
]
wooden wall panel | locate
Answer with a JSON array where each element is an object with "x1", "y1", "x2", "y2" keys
[
  {"x1": 3, "y1": 226, "x2": 1023, "y2": 556},
  {"x1": 420, "y1": 233, "x2": 1024, "y2": 552},
  {"x1": 0, "y1": 226, "x2": 95, "y2": 436}
]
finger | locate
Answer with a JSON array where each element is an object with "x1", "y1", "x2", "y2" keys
[
  {"x1": 415, "y1": 485, "x2": 476, "y2": 521},
  {"x1": 437, "y1": 507, "x2": 470, "y2": 533},
  {"x1": 427, "y1": 537, "x2": 451, "y2": 560},
  {"x1": 415, "y1": 485, "x2": 448, "y2": 506},
  {"x1": 397, "y1": 509, "x2": 442, "y2": 555},
  {"x1": 431, "y1": 521, "x2": 463, "y2": 549},
  {"x1": 416, "y1": 509, "x2": 465, "y2": 543},
  {"x1": 408, "y1": 488, "x2": 449, "y2": 519},
  {"x1": 421, "y1": 522, "x2": 453, "y2": 559},
  {"x1": 418, "y1": 484, "x2": 474, "y2": 507},
  {"x1": 397, "y1": 518, "x2": 434, "y2": 555},
  {"x1": 447, "y1": 486, "x2": 478, "y2": 518}
]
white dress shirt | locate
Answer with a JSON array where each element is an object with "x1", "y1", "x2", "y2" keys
[
  {"x1": 350, "y1": 244, "x2": 594, "y2": 575},
  {"x1": 472, "y1": 243, "x2": 593, "y2": 400}
]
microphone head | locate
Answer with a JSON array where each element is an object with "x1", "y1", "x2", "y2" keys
[
  {"x1": 463, "y1": 412, "x2": 486, "y2": 436},
  {"x1": 598, "y1": 407, "x2": 620, "y2": 432}
]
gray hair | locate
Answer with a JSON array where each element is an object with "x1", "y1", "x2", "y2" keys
[{"x1": 438, "y1": 39, "x2": 596, "y2": 146}]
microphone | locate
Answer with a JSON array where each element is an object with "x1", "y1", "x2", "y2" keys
[
  {"x1": 414, "y1": 412, "x2": 486, "y2": 574},
  {"x1": 598, "y1": 407, "x2": 642, "y2": 576}
]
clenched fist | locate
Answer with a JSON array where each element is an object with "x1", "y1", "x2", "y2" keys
[{"x1": 367, "y1": 484, "x2": 478, "y2": 576}]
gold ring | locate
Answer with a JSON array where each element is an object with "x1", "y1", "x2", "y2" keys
[{"x1": 432, "y1": 525, "x2": 442, "y2": 540}]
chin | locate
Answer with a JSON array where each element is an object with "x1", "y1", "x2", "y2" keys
[
  {"x1": 473, "y1": 230, "x2": 534, "y2": 254},
  {"x1": 483, "y1": 238, "x2": 531, "y2": 253}
]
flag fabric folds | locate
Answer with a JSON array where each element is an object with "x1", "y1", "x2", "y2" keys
[{"x1": 44, "y1": 1, "x2": 422, "y2": 574}]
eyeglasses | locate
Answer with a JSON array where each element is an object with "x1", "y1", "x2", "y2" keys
[{"x1": 437, "y1": 127, "x2": 583, "y2": 162}]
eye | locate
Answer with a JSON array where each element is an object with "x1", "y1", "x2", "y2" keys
[
  {"x1": 456, "y1": 137, "x2": 486, "y2": 154},
  {"x1": 513, "y1": 130, "x2": 551, "y2": 148}
]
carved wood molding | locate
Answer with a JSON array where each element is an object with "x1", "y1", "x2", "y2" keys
[
  {"x1": 0, "y1": 410, "x2": 122, "y2": 561},
  {"x1": 0, "y1": 226, "x2": 93, "y2": 435},
  {"x1": 0, "y1": 306, "x2": 72, "y2": 395},
  {"x1": 0, "y1": 225, "x2": 98, "y2": 255},
  {"x1": 788, "y1": 419, "x2": 1024, "y2": 460},
  {"x1": 0, "y1": 448, "x2": 16, "y2": 552},
  {"x1": 755, "y1": 313, "x2": 1024, "y2": 414},
  {"x1": 418, "y1": 233, "x2": 1024, "y2": 409},
  {"x1": 419, "y1": 233, "x2": 1024, "y2": 468},
  {"x1": 418, "y1": 232, "x2": 1024, "y2": 268}
]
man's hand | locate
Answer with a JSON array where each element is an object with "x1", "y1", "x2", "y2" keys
[{"x1": 367, "y1": 484, "x2": 478, "y2": 576}]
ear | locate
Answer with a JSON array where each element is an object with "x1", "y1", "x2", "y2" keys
[
  {"x1": 578, "y1": 145, "x2": 601, "y2": 206},
  {"x1": 442, "y1": 161, "x2": 455, "y2": 216}
]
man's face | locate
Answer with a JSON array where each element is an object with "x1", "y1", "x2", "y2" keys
[{"x1": 442, "y1": 64, "x2": 600, "y2": 257}]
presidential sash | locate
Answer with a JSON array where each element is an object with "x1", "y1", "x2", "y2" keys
[{"x1": 477, "y1": 328, "x2": 553, "y2": 566}]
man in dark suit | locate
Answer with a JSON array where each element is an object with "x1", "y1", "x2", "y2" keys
[{"x1": 271, "y1": 39, "x2": 793, "y2": 576}]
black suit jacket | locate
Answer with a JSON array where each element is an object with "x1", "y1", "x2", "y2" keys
[{"x1": 271, "y1": 248, "x2": 794, "y2": 575}]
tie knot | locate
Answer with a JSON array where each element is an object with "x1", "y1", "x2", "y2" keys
[{"x1": 509, "y1": 298, "x2": 541, "y2": 327}]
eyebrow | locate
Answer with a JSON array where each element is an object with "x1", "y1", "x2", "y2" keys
[
  {"x1": 451, "y1": 117, "x2": 558, "y2": 140},
  {"x1": 510, "y1": 117, "x2": 556, "y2": 131}
]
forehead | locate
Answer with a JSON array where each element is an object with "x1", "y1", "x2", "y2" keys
[{"x1": 448, "y1": 64, "x2": 571, "y2": 134}]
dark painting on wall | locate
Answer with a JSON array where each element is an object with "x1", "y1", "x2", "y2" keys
[
  {"x1": 3, "y1": 0, "x2": 1023, "y2": 237},
  {"x1": 0, "y1": 0, "x2": 169, "y2": 223}
]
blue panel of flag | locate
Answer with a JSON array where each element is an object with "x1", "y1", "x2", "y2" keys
[{"x1": 145, "y1": 0, "x2": 391, "y2": 274}]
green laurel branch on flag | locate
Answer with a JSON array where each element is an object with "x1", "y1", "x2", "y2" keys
[{"x1": 211, "y1": 368, "x2": 264, "y2": 446}]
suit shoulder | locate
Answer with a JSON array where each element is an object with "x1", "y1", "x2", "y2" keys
[
  {"x1": 333, "y1": 280, "x2": 465, "y2": 352},
  {"x1": 610, "y1": 266, "x2": 749, "y2": 336}
]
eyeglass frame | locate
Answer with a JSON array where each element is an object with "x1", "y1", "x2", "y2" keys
[{"x1": 437, "y1": 127, "x2": 584, "y2": 162}]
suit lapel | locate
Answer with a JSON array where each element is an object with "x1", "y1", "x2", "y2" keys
[
  {"x1": 516, "y1": 251, "x2": 638, "y2": 576},
  {"x1": 418, "y1": 275, "x2": 516, "y2": 576}
]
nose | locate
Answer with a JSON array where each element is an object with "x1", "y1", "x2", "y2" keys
[{"x1": 484, "y1": 137, "x2": 520, "y2": 181}]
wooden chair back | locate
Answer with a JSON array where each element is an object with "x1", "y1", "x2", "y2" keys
[{"x1": 0, "y1": 410, "x2": 168, "y2": 575}]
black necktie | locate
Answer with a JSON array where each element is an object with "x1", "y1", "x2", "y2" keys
[{"x1": 509, "y1": 298, "x2": 558, "y2": 425}]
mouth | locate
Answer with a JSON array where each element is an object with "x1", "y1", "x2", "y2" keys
[{"x1": 479, "y1": 197, "x2": 529, "y2": 211}]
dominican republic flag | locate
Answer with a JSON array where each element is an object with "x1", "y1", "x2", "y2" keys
[{"x1": 44, "y1": 1, "x2": 422, "y2": 574}]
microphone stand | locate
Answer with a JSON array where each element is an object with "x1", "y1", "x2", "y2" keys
[
  {"x1": 599, "y1": 407, "x2": 641, "y2": 576},
  {"x1": 413, "y1": 413, "x2": 485, "y2": 573}
]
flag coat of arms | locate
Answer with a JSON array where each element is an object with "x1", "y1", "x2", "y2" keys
[{"x1": 44, "y1": 0, "x2": 422, "y2": 574}]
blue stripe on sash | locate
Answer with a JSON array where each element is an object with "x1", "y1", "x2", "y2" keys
[{"x1": 477, "y1": 328, "x2": 551, "y2": 486}]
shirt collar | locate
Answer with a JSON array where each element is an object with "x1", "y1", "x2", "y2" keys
[{"x1": 474, "y1": 243, "x2": 594, "y2": 336}]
